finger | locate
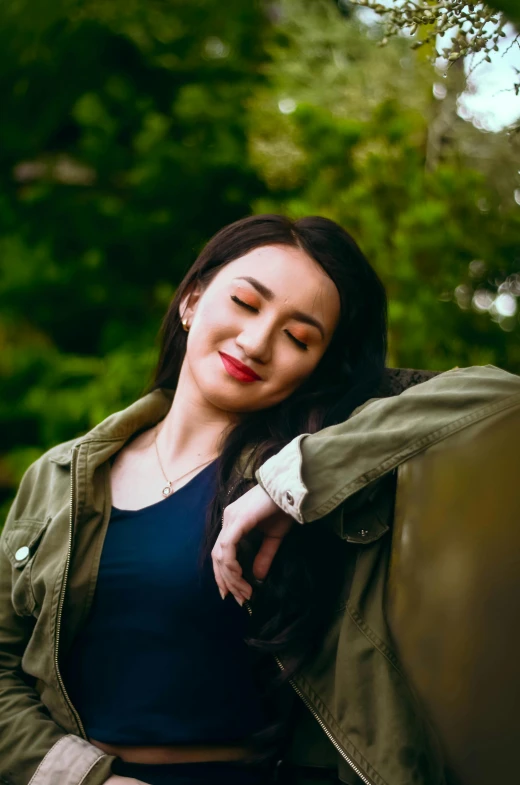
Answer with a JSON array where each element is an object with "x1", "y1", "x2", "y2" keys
[
  {"x1": 212, "y1": 542, "x2": 232, "y2": 597},
  {"x1": 220, "y1": 564, "x2": 252, "y2": 602},
  {"x1": 217, "y1": 532, "x2": 242, "y2": 576},
  {"x1": 211, "y1": 556, "x2": 228, "y2": 599},
  {"x1": 212, "y1": 537, "x2": 242, "y2": 595},
  {"x1": 214, "y1": 542, "x2": 242, "y2": 584},
  {"x1": 213, "y1": 538, "x2": 251, "y2": 601},
  {"x1": 252, "y1": 535, "x2": 284, "y2": 581}
]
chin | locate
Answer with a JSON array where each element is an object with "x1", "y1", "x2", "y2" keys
[
  {"x1": 206, "y1": 386, "x2": 291, "y2": 415},
  {"x1": 194, "y1": 374, "x2": 256, "y2": 413}
]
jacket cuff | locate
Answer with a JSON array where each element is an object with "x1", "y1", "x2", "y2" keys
[
  {"x1": 29, "y1": 735, "x2": 116, "y2": 785},
  {"x1": 255, "y1": 434, "x2": 310, "y2": 523}
]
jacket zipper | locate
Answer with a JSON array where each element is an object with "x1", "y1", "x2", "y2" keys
[
  {"x1": 54, "y1": 444, "x2": 88, "y2": 739},
  {"x1": 243, "y1": 603, "x2": 374, "y2": 785}
]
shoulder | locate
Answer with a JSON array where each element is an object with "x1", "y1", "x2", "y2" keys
[
  {"x1": 17, "y1": 437, "x2": 77, "y2": 482},
  {"x1": 41, "y1": 437, "x2": 79, "y2": 465},
  {"x1": 3, "y1": 439, "x2": 77, "y2": 529}
]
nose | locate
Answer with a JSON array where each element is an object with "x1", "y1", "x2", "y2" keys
[{"x1": 235, "y1": 318, "x2": 272, "y2": 365}]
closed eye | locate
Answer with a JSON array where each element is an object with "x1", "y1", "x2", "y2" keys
[
  {"x1": 285, "y1": 331, "x2": 308, "y2": 351},
  {"x1": 231, "y1": 294, "x2": 308, "y2": 351},
  {"x1": 231, "y1": 295, "x2": 258, "y2": 313}
]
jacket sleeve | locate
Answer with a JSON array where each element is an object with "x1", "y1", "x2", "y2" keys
[
  {"x1": 256, "y1": 364, "x2": 520, "y2": 523},
  {"x1": 0, "y1": 463, "x2": 116, "y2": 785}
]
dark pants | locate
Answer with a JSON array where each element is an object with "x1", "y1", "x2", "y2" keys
[
  {"x1": 112, "y1": 758, "x2": 343, "y2": 784},
  {"x1": 111, "y1": 757, "x2": 277, "y2": 785}
]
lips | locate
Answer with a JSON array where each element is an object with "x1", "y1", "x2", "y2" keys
[{"x1": 219, "y1": 352, "x2": 262, "y2": 383}]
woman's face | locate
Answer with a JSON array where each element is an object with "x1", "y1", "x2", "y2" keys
[{"x1": 180, "y1": 244, "x2": 341, "y2": 413}]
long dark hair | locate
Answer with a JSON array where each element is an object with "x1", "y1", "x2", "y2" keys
[{"x1": 152, "y1": 214, "x2": 387, "y2": 748}]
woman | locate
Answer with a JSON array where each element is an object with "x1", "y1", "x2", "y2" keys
[{"x1": 0, "y1": 214, "x2": 388, "y2": 785}]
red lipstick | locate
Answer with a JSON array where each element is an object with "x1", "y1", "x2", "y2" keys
[{"x1": 219, "y1": 352, "x2": 262, "y2": 383}]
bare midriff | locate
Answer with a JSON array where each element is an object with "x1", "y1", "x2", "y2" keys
[{"x1": 89, "y1": 737, "x2": 256, "y2": 764}]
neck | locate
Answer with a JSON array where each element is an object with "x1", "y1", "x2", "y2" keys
[{"x1": 158, "y1": 361, "x2": 238, "y2": 465}]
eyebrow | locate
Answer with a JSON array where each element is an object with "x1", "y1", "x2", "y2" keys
[{"x1": 235, "y1": 276, "x2": 326, "y2": 339}]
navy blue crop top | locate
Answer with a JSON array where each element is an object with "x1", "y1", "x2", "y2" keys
[{"x1": 62, "y1": 460, "x2": 268, "y2": 746}]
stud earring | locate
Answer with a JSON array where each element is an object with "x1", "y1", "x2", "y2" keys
[{"x1": 181, "y1": 318, "x2": 190, "y2": 332}]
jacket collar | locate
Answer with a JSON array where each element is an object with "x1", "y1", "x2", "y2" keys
[
  {"x1": 49, "y1": 388, "x2": 255, "y2": 480},
  {"x1": 49, "y1": 388, "x2": 175, "y2": 466}
]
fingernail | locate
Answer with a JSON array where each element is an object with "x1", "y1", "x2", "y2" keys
[
  {"x1": 219, "y1": 589, "x2": 225, "y2": 600},
  {"x1": 236, "y1": 596, "x2": 244, "y2": 607}
]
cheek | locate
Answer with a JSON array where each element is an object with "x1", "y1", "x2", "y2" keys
[
  {"x1": 185, "y1": 301, "x2": 238, "y2": 386},
  {"x1": 269, "y1": 348, "x2": 320, "y2": 394},
  {"x1": 191, "y1": 300, "x2": 232, "y2": 348}
]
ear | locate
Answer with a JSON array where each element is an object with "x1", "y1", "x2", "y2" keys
[{"x1": 179, "y1": 280, "x2": 204, "y2": 326}]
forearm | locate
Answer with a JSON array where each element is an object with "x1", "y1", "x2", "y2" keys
[
  {"x1": 256, "y1": 365, "x2": 520, "y2": 522},
  {"x1": 0, "y1": 677, "x2": 114, "y2": 785}
]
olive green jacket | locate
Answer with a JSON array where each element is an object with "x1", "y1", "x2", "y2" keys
[{"x1": 1, "y1": 364, "x2": 519, "y2": 785}]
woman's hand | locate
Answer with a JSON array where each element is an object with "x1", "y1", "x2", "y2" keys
[{"x1": 212, "y1": 483, "x2": 294, "y2": 604}]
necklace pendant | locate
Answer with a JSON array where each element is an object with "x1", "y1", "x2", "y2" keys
[{"x1": 162, "y1": 482, "x2": 173, "y2": 497}]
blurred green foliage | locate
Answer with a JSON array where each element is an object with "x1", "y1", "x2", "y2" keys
[{"x1": 1, "y1": 0, "x2": 519, "y2": 517}]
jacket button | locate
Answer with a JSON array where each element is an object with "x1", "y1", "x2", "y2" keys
[
  {"x1": 285, "y1": 491, "x2": 295, "y2": 505},
  {"x1": 15, "y1": 546, "x2": 30, "y2": 561}
]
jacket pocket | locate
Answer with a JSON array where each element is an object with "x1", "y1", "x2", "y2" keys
[
  {"x1": 329, "y1": 471, "x2": 396, "y2": 544},
  {"x1": 1, "y1": 517, "x2": 52, "y2": 617}
]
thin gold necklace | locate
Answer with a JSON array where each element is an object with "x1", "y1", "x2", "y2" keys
[{"x1": 153, "y1": 425, "x2": 217, "y2": 498}]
